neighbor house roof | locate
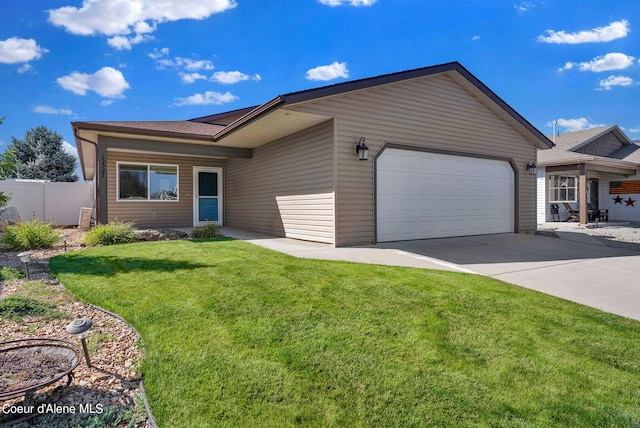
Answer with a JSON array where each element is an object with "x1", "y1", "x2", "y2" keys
[
  {"x1": 538, "y1": 125, "x2": 640, "y2": 173},
  {"x1": 549, "y1": 125, "x2": 633, "y2": 152}
]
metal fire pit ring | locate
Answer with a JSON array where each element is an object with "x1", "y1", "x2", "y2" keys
[{"x1": 0, "y1": 338, "x2": 81, "y2": 425}]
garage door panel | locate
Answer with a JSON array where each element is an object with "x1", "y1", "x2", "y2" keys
[{"x1": 377, "y1": 149, "x2": 514, "y2": 242}]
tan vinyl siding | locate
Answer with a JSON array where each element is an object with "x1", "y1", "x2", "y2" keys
[
  {"x1": 225, "y1": 121, "x2": 335, "y2": 243},
  {"x1": 107, "y1": 150, "x2": 223, "y2": 228},
  {"x1": 291, "y1": 74, "x2": 537, "y2": 245}
]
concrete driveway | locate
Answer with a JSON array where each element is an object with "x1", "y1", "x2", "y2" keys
[{"x1": 219, "y1": 228, "x2": 640, "y2": 321}]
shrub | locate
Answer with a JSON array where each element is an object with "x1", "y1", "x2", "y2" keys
[
  {"x1": 191, "y1": 223, "x2": 220, "y2": 239},
  {"x1": 0, "y1": 191, "x2": 10, "y2": 210},
  {"x1": 2, "y1": 219, "x2": 59, "y2": 250},
  {"x1": 0, "y1": 266, "x2": 25, "y2": 280},
  {"x1": 0, "y1": 296, "x2": 59, "y2": 321},
  {"x1": 83, "y1": 221, "x2": 137, "y2": 246}
]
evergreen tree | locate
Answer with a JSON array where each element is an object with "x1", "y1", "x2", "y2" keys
[
  {"x1": 11, "y1": 126, "x2": 78, "y2": 182},
  {"x1": 0, "y1": 145, "x2": 17, "y2": 180}
]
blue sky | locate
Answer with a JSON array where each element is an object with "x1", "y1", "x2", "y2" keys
[{"x1": 1, "y1": 0, "x2": 639, "y2": 177}]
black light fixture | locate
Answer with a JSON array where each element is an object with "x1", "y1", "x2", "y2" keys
[
  {"x1": 17, "y1": 251, "x2": 32, "y2": 280},
  {"x1": 60, "y1": 233, "x2": 69, "y2": 252},
  {"x1": 525, "y1": 159, "x2": 537, "y2": 175},
  {"x1": 66, "y1": 317, "x2": 93, "y2": 368},
  {"x1": 354, "y1": 137, "x2": 369, "y2": 161}
]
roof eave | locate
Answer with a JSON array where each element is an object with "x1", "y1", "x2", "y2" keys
[
  {"x1": 72, "y1": 121, "x2": 216, "y2": 143},
  {"x1": 210, "y1": 61, "x2": 553, "y2": 150}
]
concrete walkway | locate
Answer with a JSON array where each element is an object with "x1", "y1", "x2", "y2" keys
[{"x1": 219, "y1": 227, "x2": 640, "y2": 321}]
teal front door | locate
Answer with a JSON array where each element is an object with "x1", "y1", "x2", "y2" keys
[{"x1": 193, "y1": 167, "x2": 222, "y2": 226}]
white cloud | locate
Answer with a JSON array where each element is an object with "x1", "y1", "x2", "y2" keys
[
  {"x1": 560, "y1": 53, "x2": 635, "y2": 72},
  {"x1": 107, "y1": 33, "x2": 153, "y2": 50},
  {"x1": 151, "y1": 49, "x2": 214, "y2": 71},
  {"x1": 538, "y1": 20, "x2": 629, "y2": 44},
  {"x1": 211, "y1": 71, "x2": 261, "y2": 84},
  {"x1": 62, "y1": 141, "x2": 79, "y2": 159},
  {"x1": 34, "y1": 105, "x2": 74, "y2": 115},
  {"x1": 318, "y1": 0, "x2": 376, "y2": 5},
  {"x1": 48, "y1": 0, "x2": 237, "y2": 48},
  {"x1": 17, "y1": 64, "x2": 33, "y2": 74},
  {"x1": 306, "y1": 61, "x2": 349, "y2": 81},
  {"x1": 514, "y1": 2, "x2": 534, "y2": 13},
  {"x1": 0, "y1": 37, "x2": 48, "y2": 64},
  {"x1": 552, "y1": 118, "x2": 606, "y2": 132},
  {"x1": 174, "y1": 91, "x2": 238, "y2": 106},
  {"x1": 180, "y1": 72, "x2": 208, "y2": 84},
  {"x1": 149, "y1": 47, "x2": 170, "y2": 60},
  {"x1": 597, "y1": 75, "x2": 634, "y2": 90},
  {"x1": 57, "y1": 66, "x2": 130, "y2": 98}
]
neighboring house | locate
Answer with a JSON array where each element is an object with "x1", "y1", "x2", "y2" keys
[
  {"x1": 73, "y1": 62, "x2": 552, "y2": 246},
  {"x1": 537, "y1": 125, "x2": 640, "y2": 224}
]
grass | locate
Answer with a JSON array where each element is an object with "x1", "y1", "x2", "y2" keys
[
  {"x1": 0, "y1": 281, "x2": 70, "y2": 321},
  {"x1": 0, "y1": 266, "x2": 25, "y2": 280},
  {"x1": 51, "y1": 239, "x2": 640, "y2": 427}
]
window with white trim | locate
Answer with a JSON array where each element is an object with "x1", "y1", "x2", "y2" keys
[
  {"x1": 118, "y1": 163, "x2": 178, "y2": 201},
  {"x1": 549, "y1": 175, "x2": 577, "y2": 202}
]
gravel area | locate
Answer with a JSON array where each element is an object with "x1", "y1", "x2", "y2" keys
[
  {"x1": 0, "y1": 229, "x2": 151, "y2": 427},
  {"x1": 538, "y1": 222, "x2": 640, "y2": 250}
]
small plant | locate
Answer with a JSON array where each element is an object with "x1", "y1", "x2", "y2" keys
[
  {"x1": 84, "y1": 221, "x2": 136, "y2": 246},
  {"x1": 0, "y1": 191, "x2": 10, "y2": 210},
  {"x1": 2, "y1": 219, "x2": 59, "y2": 250},
  {"x1": 191, "y1": 223, "x2": 220, "y2": 239},
  {"x1": 0, "y1": 296, "x2": 59, "y2": 321},
  {"x1": 0, "y1": 266, "x2": 25, "y2": 280}
]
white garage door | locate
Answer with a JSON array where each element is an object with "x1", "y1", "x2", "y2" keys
[{"x1": 376, "y1": 148, "x2": 514, "y2": 242}]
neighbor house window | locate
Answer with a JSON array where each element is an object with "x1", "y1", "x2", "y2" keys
[
  {"x1": 549, "y1": 175, "x2": 577, "y2": 202},
  {"x1": 118, "y1": 163, "x2": 178, "y2": 201}
]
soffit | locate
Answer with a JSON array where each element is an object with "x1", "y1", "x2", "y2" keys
[{"x1": 211, "y1": 108, "x2": 332, "y2": 148}]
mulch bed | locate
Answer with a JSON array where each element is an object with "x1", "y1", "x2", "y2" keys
[{"x1": 0, "y1": 228, "x2": 152, "y2": 427}]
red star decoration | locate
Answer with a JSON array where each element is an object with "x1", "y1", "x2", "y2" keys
[{"x1": 625, "y1": 197, "x2": 636, "y2": 207}]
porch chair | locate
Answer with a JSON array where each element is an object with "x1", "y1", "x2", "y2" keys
[{"x1": 562, "y1": 203, "x2": 580, "y2": 222}]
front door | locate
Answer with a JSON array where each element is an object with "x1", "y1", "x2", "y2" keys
[{"x1": 193, "y1": 167, "x2": 222, "y2": 226}]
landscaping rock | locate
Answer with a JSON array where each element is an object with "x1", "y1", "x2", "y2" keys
[
  {"x1": 0, "y1": 207, "x2": 21, "y2": 226},
  {"x1": 135, "y1": 228, "x2": 189, "y2": 242}
]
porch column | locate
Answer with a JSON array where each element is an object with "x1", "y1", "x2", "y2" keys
[{"x1": 579, "y1": 163, "x2": 587, "y2": 225}]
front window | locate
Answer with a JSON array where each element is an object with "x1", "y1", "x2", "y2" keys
[
  {"x1": 118, "y1": 163, "x2": 178, "y2": 201},
  {"x1": 549, "y1": 175, "x2": 577, "y2": 202}
]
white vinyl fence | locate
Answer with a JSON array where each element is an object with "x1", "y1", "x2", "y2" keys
[{"x1": 0, "y1": 180, "x2": 94, "y2": 226}]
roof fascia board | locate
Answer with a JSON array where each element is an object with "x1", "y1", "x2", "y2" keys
[
  {"x1": 189, "y1": 106, "x2": 258, "y2": 124},
  {"x1": 72, "y1": 122, "x2": 217, "y2": 143},
  {"x1": 212, "y1": 96, "x2": 284, "y2": 141},
  {"x1": 211, "y1": 61, "x2": 553, "y2": 150},
  {"x1": 100, "y1": 135, "x2": 251, "y2": 158}
]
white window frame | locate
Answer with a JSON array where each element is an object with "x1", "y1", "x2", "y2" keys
[
  {"x1": 549, "y1": 175, "x2": 578, "y2": 203},
  {"x1": 116, "y1": 162, "x2": 179, "y2": 202}
]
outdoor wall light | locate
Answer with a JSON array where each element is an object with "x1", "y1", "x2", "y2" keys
[
  {"x1": 354, "y1": 137, "x2": 369, "y2": 161},
  {"x1": 60, "y1": 233, "x2": 69, "y2": 252},
  {"x1": 66, "y1": 317, "x2": 93, "y2": 368},
  {"x1": 525, "y1": 160, "x2": 537, "y2": 175},
  {"x1": 17, "y1": 251, "x2": 32, "y2": 280}
]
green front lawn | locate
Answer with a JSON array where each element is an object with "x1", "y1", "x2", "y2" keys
[{"x1": 51, "y1": 239, "x2": 640, "y2": 427}]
